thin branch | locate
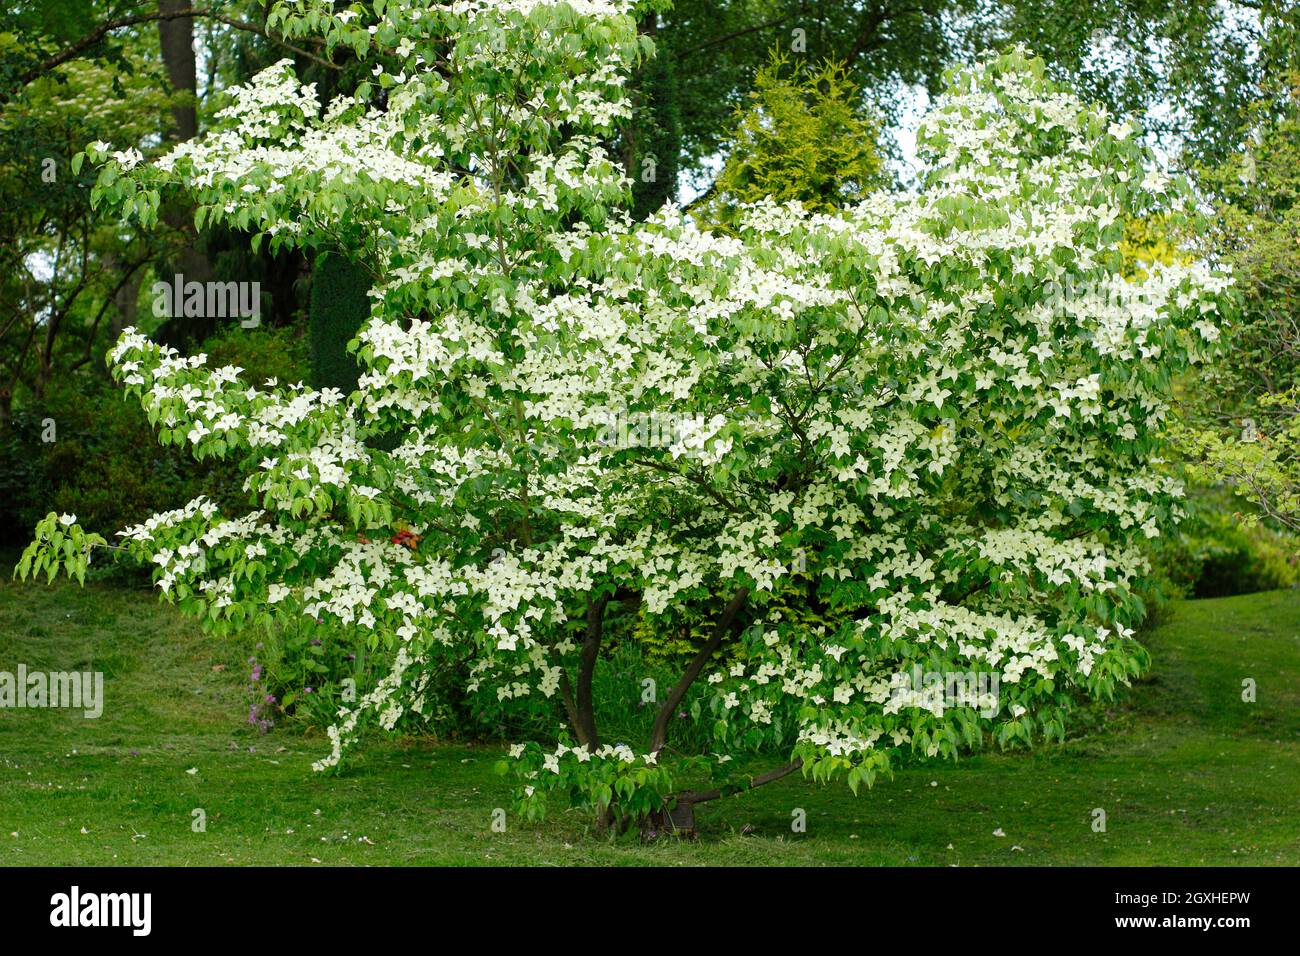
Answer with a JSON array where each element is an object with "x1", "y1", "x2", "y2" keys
[
  {"x1": 843, "y1": 3, "x2": 927, "y2": 70},
  {"x1": 649, "y1": 586, "x2": 749, "y2": 754},
  {"x1": 630, "y1": 454, "x2": 743, "y2": 515},
  {"x1": 672, "y1": 758, "x2": 804, "y2": 805},
  {"x1": 9, "y1": 6, "x2": 340, "y2": 94},
  {"x1": 680, "y1": 16, "x2": 796, "y2": 58},
  {"x1": 69, "y1": 258, "x2": 150, "y2": 372},
  {"x1": 682, "y1": 180, "x2": 718, "y2": 213}
]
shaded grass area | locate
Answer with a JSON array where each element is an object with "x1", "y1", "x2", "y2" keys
[{"x1": 1, "y1": 577, "x2": 1297, "y2": 866}]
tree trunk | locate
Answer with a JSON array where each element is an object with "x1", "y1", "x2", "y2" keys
[
  {"x1": 308, "y1": 253, "x2": 371, "y2": 392},
  {"x1": 640, "y1": 759, "x2": 804, "y2": 840},
  {"x1": 649, "y1": 587, "x2": 749, "y2": 754},
  {"x1": 158, "y1": 0, "x2": 198, "y2": 142},
  {"x1": 112, "y1": 269, "x2": 143, "y2": 341},
  {"x1": 155, "y1": 0, "x2": 214, "y2": 348},
  {"x1": 628, "y1": 11, "x2": 682, "y2": 221},
  {"x1": 641, "y1": 799, "x2": 698, "y2": 841},
  {"x1": 575, "y1": 594, "x2": 609, "y2": 748},
  {"x1": 107, "y1": 252, "x2": 143, "y2": 340}
]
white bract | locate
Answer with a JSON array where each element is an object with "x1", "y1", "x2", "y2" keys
[{"x1": 34, "y1": 1, "x2": 1231, "y2": 820}]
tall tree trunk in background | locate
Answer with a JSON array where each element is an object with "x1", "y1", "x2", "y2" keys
[
  {"x1": 158, "y1": 0, "x2": 198, "y2": 141},
  {"x1": 156, "y1": 0, "x2": 214, "y2": 348},
  {"x1": 306, "y1": 63, "x2": 370, "y2": 387},
  {"x1": 111, "y1": 256, "x2": 143, "y2": 341}
]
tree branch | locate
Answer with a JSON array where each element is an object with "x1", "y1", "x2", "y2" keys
[
  {"x1": 10, "y1": 6, "x2": 340, "y2": 95},
  {"x1": 630, "y1": 454, "x2": 743, "y2": 515},
  {"x1": 843, "y1": 3, "x2": 926, "y2": 70},
  {"x1": 557, "y1": 671, "x2": 583, "y2": 742},
  {"x1": 671, "y1": 758, "x2": 804, "y2": 805},
  {"x1": 576, "y1": 593, "x2": 610, "y2": 748},
  {"x1": 68, "y1": 257, "x2": 150, "y2": 372},
  {"x1": 649, "y1": 586, "x2": 749, "y2": 754},
  {"x1": 680, "y1": 16, "x2": 796, "y2": 58}
]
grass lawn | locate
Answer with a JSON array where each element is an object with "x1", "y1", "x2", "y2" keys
[{"x1": 1, "y1": 574, "x2": 1297, "y2": 866}]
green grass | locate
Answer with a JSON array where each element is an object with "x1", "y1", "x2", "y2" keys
[{"x1": 1, "y1": 576, "x2": 1297, "y2": 865}]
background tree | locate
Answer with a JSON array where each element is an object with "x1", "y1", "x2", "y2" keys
[
  {"x1": 1177, "y1": 71, "x2": 1300, "y2": 531},
  {"x1": 0, "y1": 34, "x2": 170, "y2": 410},
  {"x1": 308, "y1": 252, "x2": 370, "y2": 394},
  {"x1": 695, "y1": 51, "x2": 888, "y2": 225},
  {"x1": 0, "y1": 0, "x2": 317, "y2": 541},
  {"x1": 635, "y1": 0, "x2": 1295, "y2": 203}
]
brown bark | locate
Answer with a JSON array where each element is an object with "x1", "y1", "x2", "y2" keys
[
  {"x1": 672, "y1": 759, "x2": 804, "y2": 806},
  {"x1": 557, "y1": 671, "x2": 582, "y2": 743},
  {"x1": 155, "y1": 1, "x2": 213, "y2": 330},
  {"x1": 576, "y1": 594, "x2": 610, "y2": 749},
  {"x1": 111, "y1": 261, "x2": 144, "y2": 340},
  {"x1": 649, "y1": 586, "x2": 749, "y2": 755},
  {"x1": 158, "y1": 0, "x2": 198, "y2": 142},
  {"x1": 642, "y1": 758, "x2": 805, "y2": 840}
]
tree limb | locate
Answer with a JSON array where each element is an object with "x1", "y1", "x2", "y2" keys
[
  {"x1": 68, "y1": 257, "x2": 150, "y2": 372},
  {"x1": 9, "y1": 5, "x2": 340, "y2": 95},
  {"x1": 649, "y1": 586, "x2": 749, "y2": 754},
  {"x1": 576, "y1": 593, "x2": 610, "y2": 748},
  {"x1": 680, "y1": 15, "x2": 796, "y2": 58},
  {"x1": 671, "y1": 758, "x2": 804, "y2": 805}
]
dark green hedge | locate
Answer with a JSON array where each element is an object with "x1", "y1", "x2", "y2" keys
[{"x1": 309, "y1": 253, "x2": 371, "y2": 394}]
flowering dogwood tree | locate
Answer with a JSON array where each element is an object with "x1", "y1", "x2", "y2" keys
[{"x1": 20, "y1": 0, "x2": 1232, "y2": 831}]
